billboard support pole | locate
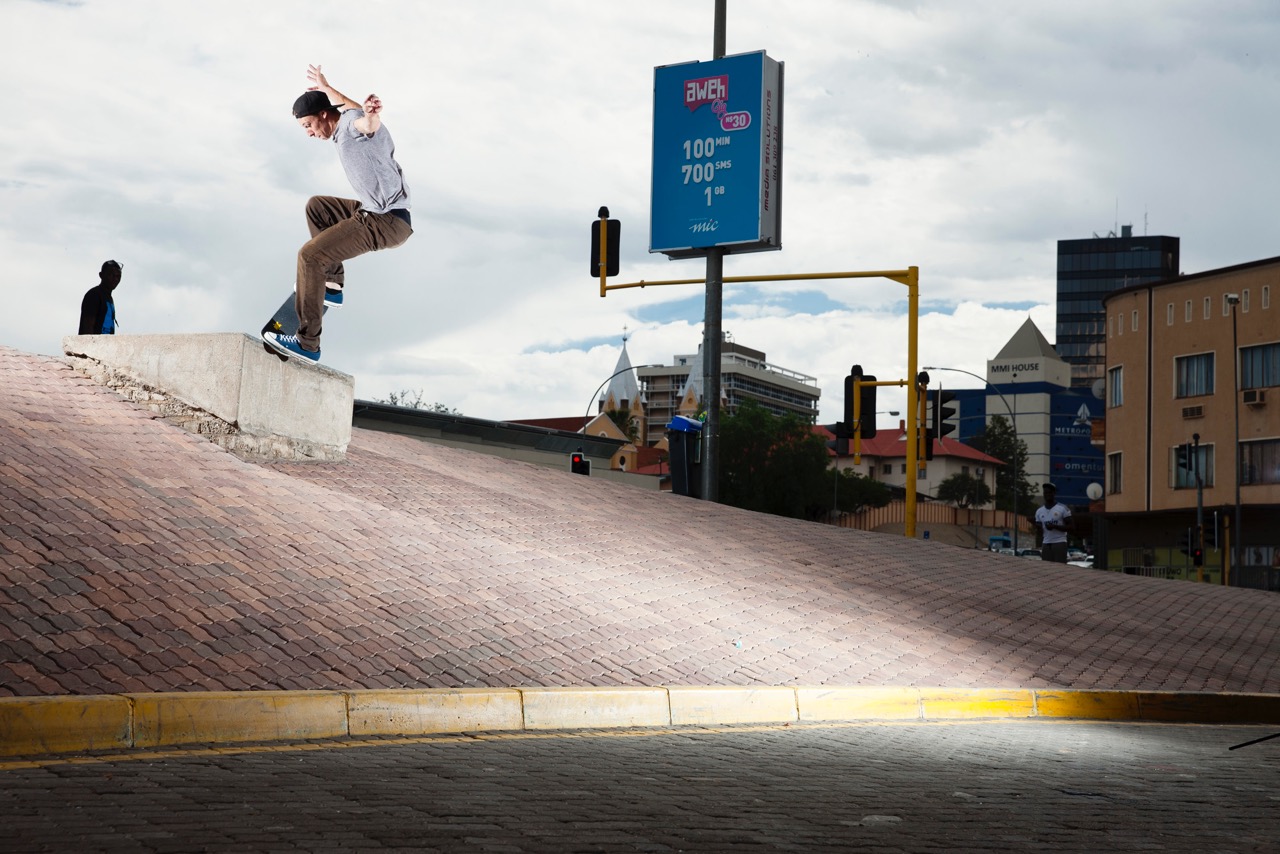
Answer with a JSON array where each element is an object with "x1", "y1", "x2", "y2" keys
[{"x1": 700, "y1": 0, "x2": 728, "y2": 503}]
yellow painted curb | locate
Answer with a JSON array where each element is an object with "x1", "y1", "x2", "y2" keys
[
  {"x1": 669, "y1": 686, "x2": 797, "y2": 725},
  {"x1": 4, "y1": 688, "x2": 1280, "y2": 758},
  {"x1": 920, "y1": 688, "x2": 1036, "y2": 719},
  {"x1": 519, "y1": 687, "x2": 670, "y2": 730},
  {"x1": 129, "y1": 691, "x2": 348, "y2": 748},
  {"x1": 348, "y1": 688, "x2": 523, "y2": 735},
  {"x1": 0, "y1": 695, "x2": 131, "y2": 757},
  {"x1": 1134, "y1": 691, "x2": 1280, "y2": 724},
  {"x1": 797, "y1": 687, "x2": 921, "y2": 721},
  {"x1": 1035, "y1": 690, "x2": 1141, "y2": 720}
]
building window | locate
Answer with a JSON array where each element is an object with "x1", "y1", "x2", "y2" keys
[
  {"x1": 1175, "y1": 352, "x2": 1215, "y2": 398},
  {"x1": 900, "y1": 463, "x2": 908, "y2": 474},
  {"x1": 1264, "y1": 285, "x2": 1271, "y2": 309},
  {"x1": 1224, "y1": 294, "x2": 1234, "y2": 317},
  {"x1": 1166, "y1": 303, "x2": 1174, "y2": 326},
  {"x1": 1243, "y1": 289, "x2": 1251, "y2": 313},
  {"x1": 882, "y1": 464, "x2": 892, "y2": 475},
  {"x1": 1203, "y1": 297, "x2": 1211, "y2": 320},
  {"x1": 1241, "y1": 439, "x2": 1280, "y2": 485},
  {"x1": 1107, "y1": 366, "x2": 1123, "y2": 408},
  {"x1": 1116, "y1": 313, "x2": 1123, "y2": 336},
  {"x1": 1108, "y1": 315, "x2": 1113, "y2": 338},
  {"x1": 1171, "y1": 444, "x2": 1214, "y2": 489},
  {"x1": 1131, "y1": 309, "x2": 1139, "y2": 332},
  {"x1": 1185, "y1": 300, "x2": 1192, "y2": 322},
  {"x1": 1107, "y1": 452, "x2": 1123, "y2": 494},
  {"x1": 1241, "y1": 342, "x2": 1280, "y2": 390}
]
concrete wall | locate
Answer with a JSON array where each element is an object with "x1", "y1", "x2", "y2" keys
[{"x1": 63, "y1": 333, "x2": 353, "y2": 459}]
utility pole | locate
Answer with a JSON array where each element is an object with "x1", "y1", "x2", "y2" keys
[{"x1": 700, "y1": 0, "x2": 728, "y2": 503}]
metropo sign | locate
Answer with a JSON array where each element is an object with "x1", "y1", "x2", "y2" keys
[{"x1": 650, "y1": 51, "x2": 783, "y2": 257}]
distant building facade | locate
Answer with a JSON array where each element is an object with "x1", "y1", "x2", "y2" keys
[
  {"x1": 1057, "y1": 227, "x2": 1180, "y2": 390},
  {"x1": 1102, "y1": 255, "x2": 1280, "y2": 584},
  {"x1": 948, "y1": 318, "x2": 1105, "y2": 509},
  {"x1": 637, "y1": 341, "x2": 820, "y2": 445}
]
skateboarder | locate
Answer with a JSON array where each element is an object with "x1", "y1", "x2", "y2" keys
[
  {"x1": 263, "y1": 64, "x2": 413, "y2": 363},
  {"x1": 78, "y1": 260, "x2": 123, "y2": 335}
]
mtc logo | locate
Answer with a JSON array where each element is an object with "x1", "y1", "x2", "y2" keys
[{"x1": 685, "y1": 75, "x2": 728, "y2": 112}]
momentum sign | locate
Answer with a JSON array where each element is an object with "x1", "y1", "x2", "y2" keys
[{"x1": 650, "y1": 50, "x2": 783, "y2": 257}]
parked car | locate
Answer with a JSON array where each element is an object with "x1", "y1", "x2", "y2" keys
[
  {"x1": 1016, "y1": 548, "x2": 1042, "y2": 560},
  {"x1": 1067, "y1": 549, "x2": 1088, "y2": 562}
]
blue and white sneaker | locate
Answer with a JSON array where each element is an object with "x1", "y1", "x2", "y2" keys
[
  {"x1": 262, "y1": 331, "x2": 321, "y2": 363},
  {"x1": 324, "y1": 286, "x2": 344, "y2": 308}
]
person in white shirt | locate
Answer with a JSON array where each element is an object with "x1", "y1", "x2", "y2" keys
[{"x1": 1034, "y1": 482, "x2": 1073, "y2": 563}]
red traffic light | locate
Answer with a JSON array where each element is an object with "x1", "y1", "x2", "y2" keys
[{"x1": 570, "y1": 451, "x2": 591, "y2": 476}]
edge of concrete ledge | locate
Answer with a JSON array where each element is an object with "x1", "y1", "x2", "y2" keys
[{"x1": 3, "y1": 687, "x2": 1279, "y2": 758}]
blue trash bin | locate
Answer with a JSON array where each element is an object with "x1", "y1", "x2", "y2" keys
[{"x1": 666, "y1": 416, "x2": 703, "y2": 498}]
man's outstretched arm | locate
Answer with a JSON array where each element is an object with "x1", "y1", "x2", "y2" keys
[{"x1": 306, "y1": 64, "x2": 362, "y2": 112}]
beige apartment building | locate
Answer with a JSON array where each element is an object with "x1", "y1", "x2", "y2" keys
[{"x1": 1102, "y1": 256, "x2": 1280, "y2": 587}]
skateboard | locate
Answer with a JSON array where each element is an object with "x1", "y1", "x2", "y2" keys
[{"x1": 260, "y1": 289, "x2": 327, "y2": 361}]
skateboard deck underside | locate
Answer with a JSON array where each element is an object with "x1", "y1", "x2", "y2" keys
[{"x1": 261, "y1": 290, "x2": 327, "y2": 361}]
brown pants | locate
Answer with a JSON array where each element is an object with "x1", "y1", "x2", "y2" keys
[{"x1": 295, "y1": 195, "x2": 412, "y2": 351}]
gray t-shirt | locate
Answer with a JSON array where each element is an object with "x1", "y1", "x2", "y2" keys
[{"x1": 333, "y1": 108, "x2": 410, "y2": 215}]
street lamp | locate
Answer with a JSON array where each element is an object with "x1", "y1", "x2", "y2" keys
[
  {"x1": 1227, "y1": 292, "x2": 1241, "y2": 580},
  {"x1": 923, "y1": 365, "x2": 1021, "y2": 551}
]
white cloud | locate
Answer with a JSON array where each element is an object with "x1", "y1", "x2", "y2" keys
[{"x1": 5, "y1": 0, "x2": 1280, "y2": 425}]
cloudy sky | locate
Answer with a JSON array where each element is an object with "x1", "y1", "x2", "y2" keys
[{"x1": 5, "y1": 0, "x2": 1280, "y2": 426}]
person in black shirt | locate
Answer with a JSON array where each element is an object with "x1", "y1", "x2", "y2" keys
[{"x1": 79, "y1": 260, "x2": 122, "y2": 335}]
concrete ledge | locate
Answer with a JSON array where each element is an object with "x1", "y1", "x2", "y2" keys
[
  {"x1": 4, "y1": 687, "x2": 1280, "y2": 757},
  {"x1": 62, "y1": 333, "x2": 354, "y2": 460}
]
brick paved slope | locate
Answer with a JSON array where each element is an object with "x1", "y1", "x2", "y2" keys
[{"x1": 2, "y1": 345, "x2": 1278, "y2": 697}]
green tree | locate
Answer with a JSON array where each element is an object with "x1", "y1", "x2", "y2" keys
[
  {"x1": 830, "y1": 468, "x2": 892, "y2": 516},
  {"x1": 718, "y1": 399, "x2": 830, "y2": 520},
  {"x1": 379, "y1": 389, "x2": 460, "y2": 414},
  {"x1": 965, "y1": 415, "x2": 1034, "y2": 516},
  {"x1": 604, "y1": 408, "x2": 640, "y2": 443},
  {"x1": 935, "y1": 472, "x2": 993, "y2": 508}
]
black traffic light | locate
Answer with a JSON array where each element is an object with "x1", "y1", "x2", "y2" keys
[
  {"x1": 570, "y1": 449, "x2": 591, "y2": 476},
  {"x1": 930, "y1": 389, "x2": 958, "y2": 440},
  {"x1": 1175, "y1": 443, "x2": 1193, "y2": 471},
  {"x1": 1177, "y1": 526, "x2": 1204, "y2": 567},
  {"x1": 844, "y1": 365, "x2": 877, "y2": 441},
  {"x1": 590, "y1": 207, "x2": 620, "y2": 278},
  {"x1": 1178, "y1": 528, "x2": 1193, "y2": 558}
]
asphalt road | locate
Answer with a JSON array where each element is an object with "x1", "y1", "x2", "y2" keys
[{"x1": 4, "y1": 721, "x2": 1278, "y2": 853}]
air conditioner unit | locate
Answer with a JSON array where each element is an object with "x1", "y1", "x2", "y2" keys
[
  {"x1": 1181, "y1": 405, "x2": 1204, "y2": 419},
  {"x1": 1243, "y1": 389, "x2": 1267, "y2": 406}
]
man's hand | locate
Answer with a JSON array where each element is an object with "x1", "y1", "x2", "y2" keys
[
  {"x1": 355, "y1": 93, "x2": 383, "y2": 136},
  {"x1": 306, "y1": 64, "x2": 330, "y2": 92}
]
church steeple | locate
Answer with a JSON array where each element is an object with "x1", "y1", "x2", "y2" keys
[{"x1": 600, "y1": 328, "x2": 642, "y2": 414}]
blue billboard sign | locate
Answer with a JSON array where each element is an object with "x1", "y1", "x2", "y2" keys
[{"x1": 650, "y1": 51, "x2": 783, "y2": 257}]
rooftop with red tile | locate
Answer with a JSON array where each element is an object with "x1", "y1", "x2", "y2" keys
[{"x1": 1, "y1": 344, "x2": 1278, "y2": 698}]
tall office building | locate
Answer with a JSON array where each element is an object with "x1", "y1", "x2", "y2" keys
[
  {"x1": 1057, "y1": 227, "x2": 1180, "y2": 389},
  {"x1": 636, "y1": 341, "x2": 820, "y2": 445}
]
